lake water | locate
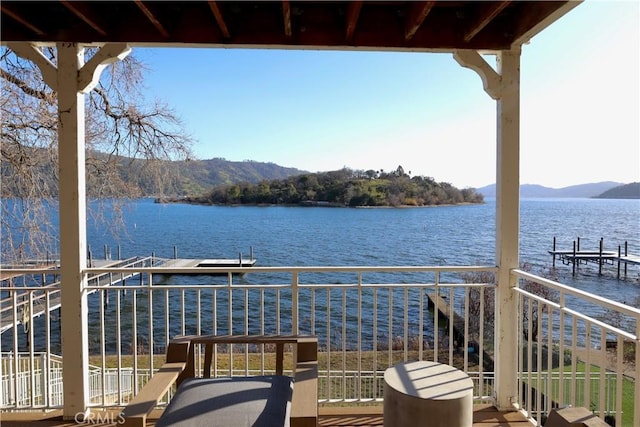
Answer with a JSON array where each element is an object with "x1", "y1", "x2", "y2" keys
[
  {"x1": 93, "y1": 197, "x2": 640, "y2": 304},
  {"x1": 3, "y1": 197, "x2": 639, "y2": 353}
]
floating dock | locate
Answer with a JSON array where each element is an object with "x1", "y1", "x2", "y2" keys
[
  {"x1": 156, "y1": 246, "x2": 256, "y2": 275},
  {"x1": 549, "y1": 237, "x2": 639, "y2": 278},
  {"x1": 157, "y1": 257, "x2": 256, "y2": 275}
]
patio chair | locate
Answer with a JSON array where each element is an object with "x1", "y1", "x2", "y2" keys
[{"x1": 122, "y1": 334, "x2": 318, "y2": 427}]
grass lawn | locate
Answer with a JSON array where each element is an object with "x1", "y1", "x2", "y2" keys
[{"x1": 525, "y1": 362, "x2": 634, "y2": 427}]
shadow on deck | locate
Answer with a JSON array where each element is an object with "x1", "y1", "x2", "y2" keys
[{"x1": 0, "y1": 404, "x2": 531, "y2": 426}]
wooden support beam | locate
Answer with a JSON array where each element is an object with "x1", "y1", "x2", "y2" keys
[
  {"x1": 453, "y1": 49, "x2": 502, "y2": 100},
  {"x1": 9, "y1": 42, "x2": 130, "y2": 419},
  {"x1": 6, "y1": 42, "x2": 57, "y2": 91},
  {"x1": 207, "y1": 1, "x2": 230, "y2": 39},
  {"x1": 134, "y1": 0, "x2": 170, "y2": 38},
  {"x1": 1, "y1": 4, "x2": 44, "y2": 35},
  {"x1": 78, "y1": 43, "x2": 131, "y2": 94},
  {"x1": 494, "y1": 47, "x2": 521, "y2": 411},
  {"x1": 56, "y1": 42, "x2": 90, "y2": 420},
  {"x1": 464, "y1": 1, "x2": 511, "y2": 42},
  {"x1": 345, "y1": 1, "x2": 362, "y2": 42},
  {"x1": 60, "y1": 1, "x2": 108, "y2": 37},
  {"x1": 282, "y1": 1, "x2": 292, "y2": 38},
  {"x1": 405, "y1": 1, "x2": 436, "y2": 41}
]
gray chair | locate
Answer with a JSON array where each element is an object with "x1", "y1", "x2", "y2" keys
[{"x1": 123, "y1": 335, "x2": 318, "y2": 427}]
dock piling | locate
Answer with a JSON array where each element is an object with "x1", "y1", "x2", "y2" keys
[
  {"x1": 599, "y1": 237, "x2": 604, "y2": 276},
  {"x1": 572, "y1": 240, "x2": 577, "y2": 276},
  {"x1": 625, "y1": 241, "x2": 628, "y2": 278},
  {"x1": 617, "y1": 245, "x2": 621, "y2": 279}
]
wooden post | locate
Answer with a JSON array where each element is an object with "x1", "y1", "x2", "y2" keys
[
  {"x1": 493, "y1": 48, "x2": 521, "y2": 411},
  {"x1": 617, "y1": 245, "x2": 621, "y2": 279},
  {"x1": 625, "y1": 241, "x2": 628, "y2": 278},
  {"x1": 599, "y1": 237, "x2": 604, "y2": 276},
  {"x1": 454, "y1": 45, "x2": 524, "y2": 411},
  {"x1": 552, "y1": 237, "x2": 556, "y2": 267},
  {"x1": 572, "y1": 240, "x2": 577, "y2": 276},
  {"x1": 56, "y1": 43, "x2": 91, "y2": 419}
]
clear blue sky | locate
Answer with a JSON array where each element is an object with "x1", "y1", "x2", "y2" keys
[{"x1": 134, "y1": 0, "x2": 639, "y2": 189}]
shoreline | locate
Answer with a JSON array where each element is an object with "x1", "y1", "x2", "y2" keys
[{"x1": 154, "y1": 198, "x2": 485, "y2": 209}]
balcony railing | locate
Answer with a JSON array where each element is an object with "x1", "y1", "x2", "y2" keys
[
  {"x1": 1, "y1": 263, "x2": 638, "y2": 426},
  {"x1": 513, "y1": 269, "x2": 640, "y2": 427}
]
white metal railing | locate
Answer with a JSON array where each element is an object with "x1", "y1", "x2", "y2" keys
[
  {"x1": 1, "y1": 263, "x2": 637, "y2": 425},
  {"x1": 513, "y1": 268, "x2": 639, "y2": 427},
  {"x1": 1, "y1": 352, "x2": 63, "y2": 407},
  {"x1": 1, "y1": 264, "x2": 497, "y2": 408}
]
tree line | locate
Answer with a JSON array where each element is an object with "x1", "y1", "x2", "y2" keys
[{"x1": 183, "y1": 166, "x2": 484, "y2": 207}]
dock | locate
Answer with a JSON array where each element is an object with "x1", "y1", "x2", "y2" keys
[
  {"x1": 156, "y1": 257, "x2": 256, "y2": 276},
  {"x1": 549, "y1": 237, "x2": 640, "y2": 278},
  {"x1": 1, "y1": 249, "x2": 257, "y2": 334},
  {"x1": 0, "y1": 257, "x2": 150, "y2": 334},
  {"x1": 155, "y1": 246, "x2": 256, "y2": 276},
  {"x1": 426, "y1": 293, "x2": 494, "y2": 372}
]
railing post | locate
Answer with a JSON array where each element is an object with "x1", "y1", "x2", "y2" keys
[
  {"x1": 623, "y1": 324, "x2": 640, "y2": 426},
  {"x1": 291, "y1": 271, "x2": 299, "y2": 334}
]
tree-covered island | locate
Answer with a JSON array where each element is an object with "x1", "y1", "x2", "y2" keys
[{"x1": 172, "y1": 166, "x2": 484, "y2": 207}]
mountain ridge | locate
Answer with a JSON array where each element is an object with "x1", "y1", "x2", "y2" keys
[
  {"x1": 476, "y1": 181, "x2": 627, "y2": 198},
  {"x1": 593, "y1": 182, "x2": 640, "y2": 199}
]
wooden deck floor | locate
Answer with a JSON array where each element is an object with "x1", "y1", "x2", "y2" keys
[{"x1": 0, "y1": 404, "x2": 532, "y2": 427}]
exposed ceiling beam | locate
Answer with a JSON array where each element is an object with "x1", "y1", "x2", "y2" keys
[
  {"x1": 134, "y1": 0, "x2": 170, "y2": 38},
  {"x1": 345, "y1": 1, "x2": 362, "y2": 42},
  {"x1": 282, "y1": 1, "x2": 292, "y2": 38},
  {"x1": 512, "y1": 0, "x2": 583, "y2": 47},
  {"x1": 207, "y1": 1, "x2": 230, "y2": 39},
  {"x1": 405, "y1": 1, "x2": 436, "y2": 41},
  {"x1": 0, "y1": 4, "x2": 45, "y2": 35},
  {"x1": 464, "y1": 1, "x2": 511, "y2": 42},
  {"x1": 60, "y1": 0, "x2": 107, "y2": 37}
]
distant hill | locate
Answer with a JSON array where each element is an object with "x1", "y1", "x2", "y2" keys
[
  {"x1": 1, "y1": 151, "x2": 308, "y2": 198},
  {"x1": 163, "y1": 158, "x2": 307, "y2": 196},
  {"x1": 594, "y1": 182, "x2": 640, "y2": 199},
  {"x1": 476, "y1": 181, "x2": 624, "y2": 198}
]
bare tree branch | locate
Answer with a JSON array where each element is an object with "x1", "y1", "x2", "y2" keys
[{"x1": 1, "y1": 46, "x2": 193, "y2": 263}]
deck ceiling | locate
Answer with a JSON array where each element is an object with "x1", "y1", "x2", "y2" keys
[{"x1": 1, "y1": 1, "x2": 578, "y2": 51}]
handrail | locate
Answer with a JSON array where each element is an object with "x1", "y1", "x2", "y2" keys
[{"x1": 513, "y1": 268, "x2": 640, "y2": 318}]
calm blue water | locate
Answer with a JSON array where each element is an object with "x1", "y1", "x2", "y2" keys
[
  {"x1": 3, "y1": 198, "x2": 639, "y2": 353},
  {"x1": 93, "y1": 198, "x2": 640, "y2": 302}
]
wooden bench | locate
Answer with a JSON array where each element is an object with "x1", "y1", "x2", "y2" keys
[{"x1": 123, "y1": 335, "x2": 318, "y2": 427}]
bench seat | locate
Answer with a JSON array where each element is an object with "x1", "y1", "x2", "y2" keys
[
  {"x1": 123, "y1": 335, "x2": 318, "y2": 427},
  {"x1": 156, "y1": 376, "x2": 294, "y2": 427}
]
